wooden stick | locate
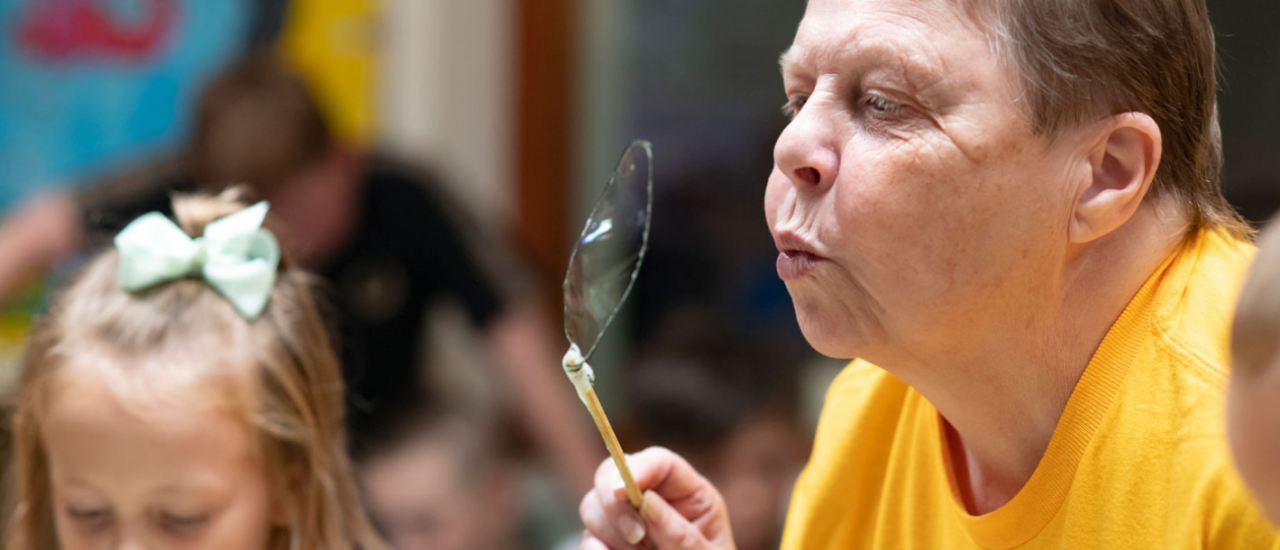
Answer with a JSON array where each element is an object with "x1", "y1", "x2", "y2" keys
[
  {"x1": 583, "y1": 386, "x2": 644, "y2": 508},
  {"x1": 563, "y1": 345, "x2": 643, "y2": 509}
]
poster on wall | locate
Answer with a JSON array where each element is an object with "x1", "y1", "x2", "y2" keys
[
  {"x1": 0, "y1": 0, "x2": 254, "y2": 212},
  {"x1": 0, "y1": 0, "x2": 378, "y2": 390}
]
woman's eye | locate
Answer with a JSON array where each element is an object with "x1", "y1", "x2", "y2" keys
[
  {"x1": 863, "y1": 93, "x2": 900, "y2": 114},
  {"x1": 782, "y1": 95, "x2": 808, "y2": 119}
]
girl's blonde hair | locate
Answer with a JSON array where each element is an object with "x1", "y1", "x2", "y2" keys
[{"x1": 5, "y1": 188, "x2": 387, "y2": 550}]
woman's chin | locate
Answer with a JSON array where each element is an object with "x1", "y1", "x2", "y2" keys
[
  {"x1": 794, "y1": 309, "x2": 875, "y2": 360},
  {"x1": 786, "y1": 277, "x2": 884, "y2": 359}
]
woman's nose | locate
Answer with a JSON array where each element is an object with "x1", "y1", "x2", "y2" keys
[{"x1": 774, "y1": 100, "x2": 839, "y2": 193}]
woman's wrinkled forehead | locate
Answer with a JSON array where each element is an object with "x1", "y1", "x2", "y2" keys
[
  {"x1": 800, "y1": 0, "x2": 984, "y2": 28},
  {"x1": 784, "y1": 0, "x2": 1010, "y2": 106},
  {"x1": 779, "y1": 25, "x2": 948, "y2": 91},
  {"x1": 789, "y1": 0, "x2": 986, "y2": 67}
]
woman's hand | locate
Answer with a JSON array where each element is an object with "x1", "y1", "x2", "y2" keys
[{"x1": 578, "y1": 447, "x2": 736, "y2": 550}]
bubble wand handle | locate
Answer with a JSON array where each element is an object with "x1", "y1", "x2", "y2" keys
[{"x1": 564, "y1": 345, "x2": 644, "y2": 509}]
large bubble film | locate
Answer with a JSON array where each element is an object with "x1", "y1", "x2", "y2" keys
[{"x1": 563, "y1": 140, "x2": 653, "y2": 360}]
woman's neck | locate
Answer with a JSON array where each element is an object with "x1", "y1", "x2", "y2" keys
[{"x1": 902, "y1": 200, "x2": 1190, "y2": 514}]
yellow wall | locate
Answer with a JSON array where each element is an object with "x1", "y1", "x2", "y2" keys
[{"x1": 278, "y1": 0, "x2": 378, "y2": 145}]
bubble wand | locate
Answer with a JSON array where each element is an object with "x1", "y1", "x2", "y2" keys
[{"x1": 560, "y1": 140, "x2": 653, "y2": 509}]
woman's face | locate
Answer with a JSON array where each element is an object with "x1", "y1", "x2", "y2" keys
[
  {"x1": 41, "y1": 362, "x2": 281, "y2": 550},
  {"x1": 765, "y1": 0, "x2": 1085, "y2": 361}
]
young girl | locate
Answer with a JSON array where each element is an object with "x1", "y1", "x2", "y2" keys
[{"x1": 5, "y1": 189, "x2": 388, "y2": 550}]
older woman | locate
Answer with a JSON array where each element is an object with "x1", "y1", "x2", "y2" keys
[{"x1": 579, "y1": 0, "x2": 1280, "y2": 548}]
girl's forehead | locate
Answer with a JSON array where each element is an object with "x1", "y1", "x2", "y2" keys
[
  {"x1": 43, "y1": 364, "x2": 261, "y2": 464},
  {"x1": 41, "y1": 366, "x2": 268, "y2": 512},
  {"x1": 47, "y1": 351, "x2": 255, "y2": 427}
]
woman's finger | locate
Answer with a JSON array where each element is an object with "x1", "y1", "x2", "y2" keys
[
  {"x1": 639, "y1": 490, "x2": 713, "y2": 550},
  {"x1": 625, "y1": 448, "x2": 727, "y2": 528},
  {"x1": 593, "y1": 457, "x2": 648, "y2": 544},
  {"x1": 586, "y1": 447, "x2": 736, "y2": 549},
  {"x1": 580, "y1": 530, "x2": 614, "y2": 550},
  {"x1": 581, "y1": 488, "x2": 644, "y2": 549},
  {"x1": 625, "y1": 447, "x2": 708, "y2": 502}
]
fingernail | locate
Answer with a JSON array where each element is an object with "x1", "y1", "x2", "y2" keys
[
  {"x1": 639, "y1": 490, "x2": 662, "y2": 522},
  {"x1": 618, "y1": 511, "x2": 646, "y2": 545}
]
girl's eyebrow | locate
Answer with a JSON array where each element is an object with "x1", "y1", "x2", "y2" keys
[
  {"x1": 152, "y1": 478, "x2": 222, "y2": 497},
  {"x1": 54, "y1": 476, "x2": 104, "y2": 490}
]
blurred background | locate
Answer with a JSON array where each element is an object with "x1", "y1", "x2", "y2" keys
[{"x1": 0, "y1": 1, "x2": 1275, "y2": 550}]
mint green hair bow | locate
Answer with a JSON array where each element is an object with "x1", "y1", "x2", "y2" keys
[{"x1": 114, "y1": 202, "x2": 281, "y2": 320}]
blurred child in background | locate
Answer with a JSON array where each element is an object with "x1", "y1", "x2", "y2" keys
[
  {"x1": 1229, "y1": 219, "x2": 1280, "y2": 525},
  {"x1": 354, "y1": 404, "x2": 523, "y2": 550},
  {"x1": 5, "y1": 190, "x2": 386, "y2": 550},
  {"x1": 625, "y1": 312, "x2": 810, "y2": 550}
]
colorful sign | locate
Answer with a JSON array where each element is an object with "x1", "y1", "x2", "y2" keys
[{"x1": 0, "y1": 0, "x2": 251, "y2": 212}]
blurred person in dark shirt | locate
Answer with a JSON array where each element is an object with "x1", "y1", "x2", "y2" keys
[
  {"x1": 354, "y1": 405, "x2": 523, "y2": 550},
  {"x1": 0, "y1": 49, "x2": 599, "y2": 496}
]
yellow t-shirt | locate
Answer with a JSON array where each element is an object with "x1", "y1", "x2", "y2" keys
[{"x1": 780, "y1": 229, "x2": 1280, "y2": 549}]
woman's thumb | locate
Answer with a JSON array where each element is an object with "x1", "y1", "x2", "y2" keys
[{"x1": 639, "y1": 490, "x2": 709, "y2": 549}]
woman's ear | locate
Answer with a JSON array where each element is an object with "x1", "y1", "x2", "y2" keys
[{"x1": 1069, "y1": 112, "x2": 1163, "y2": 243}]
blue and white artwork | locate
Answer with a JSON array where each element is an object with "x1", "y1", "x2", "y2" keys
[{"x1": 0, "y1": 0, "x2": 250, "y2": 212}]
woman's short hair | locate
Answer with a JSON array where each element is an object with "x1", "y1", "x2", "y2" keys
[{"x1": 967, "y1": 0, "x2": 1249, "y2": 237}]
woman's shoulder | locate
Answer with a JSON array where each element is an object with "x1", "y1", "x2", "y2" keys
[
  {"x1": 812, "y1": 359, "x2": 914, "y2": 449},
  {"x1": 1148, "y1": 228, "x2": 1257, "y2": 382},
  {"x1": 825, "y1": 359, "x2": 909, "y2": 408}
]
